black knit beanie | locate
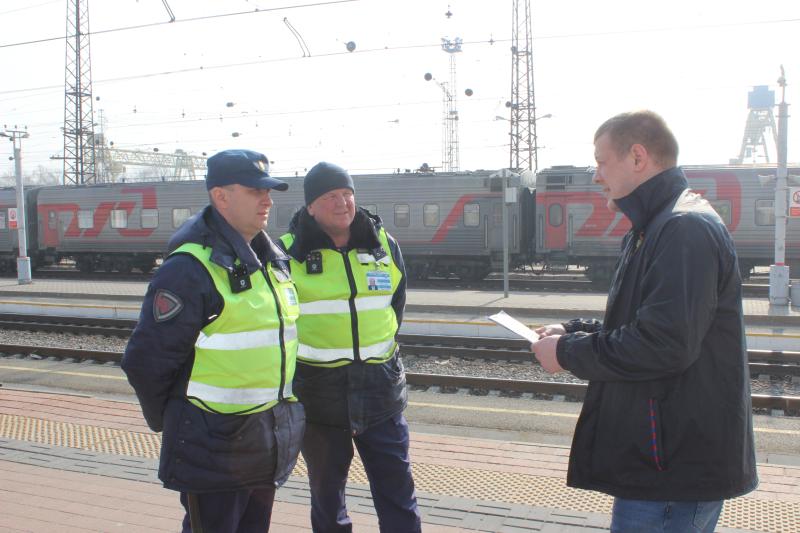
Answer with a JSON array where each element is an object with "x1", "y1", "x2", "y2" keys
[{"x1": 303, "y1": 162, "x2": 355, "y2": 206}]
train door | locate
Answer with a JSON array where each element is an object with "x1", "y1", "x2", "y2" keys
[
  {"x1": 488, "y1": 200, "x2": 503, "y2": 250},
  {"x1": 543, "y1": 196, "x2": 567, "y2": 250},
  {"x1": 42, "y1": 207, "x2": 64, "y2": 248},
  {"x1": 38, "y1": 202, "x2": 80, "y2": 249}
]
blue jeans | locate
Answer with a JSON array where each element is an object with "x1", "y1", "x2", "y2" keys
[{"x1": 611, "y1": 498, "x2": 723, "y2": 533}]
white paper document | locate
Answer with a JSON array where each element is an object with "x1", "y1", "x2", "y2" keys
[{"x1": 487, "y1": 311, "x2": 540, "y2": 343}]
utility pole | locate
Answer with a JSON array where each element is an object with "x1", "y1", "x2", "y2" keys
[
  {"x1": 0, "y1": 126, "x2": 32, "y2": 284},
  {"x1": 492, "y1": 168, "x2": 519, "y2": 298},
  {"x1": 769, "y1": 67, "x2": 790, "y2": 305}
]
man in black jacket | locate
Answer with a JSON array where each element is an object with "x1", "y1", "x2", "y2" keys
[{"x1": 531, "y1": 111, "x2": 758, "y2": 533}]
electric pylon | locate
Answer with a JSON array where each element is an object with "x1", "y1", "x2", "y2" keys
[
  {"x1": 441, "y1": 37, "x2": 462, "y2": 172},
  {"x1": 63, "y1": 0, "x2": 97, "y2": 185},
  {"x1": 508, "y1": 0, "x2": 538, "y2": 172}
]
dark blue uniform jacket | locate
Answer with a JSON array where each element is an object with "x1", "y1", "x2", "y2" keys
[
  {"x1": 122, "y1": 205, "x2": 304, "y2": 493},
  {"x1": 556, "y1": 168, "x2": 758, "y2": 501}
]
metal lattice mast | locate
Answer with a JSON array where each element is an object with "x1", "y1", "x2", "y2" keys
[
  {"x1": 733, "y1": 85, "x2": 778, "y2": 164},
  {"x1": 509, "y1": 0, "x2": 537, "y2": 172},
  {"x1": 63, "y1": 0, "x2": 97, "y2": 185},
  {"x1": 446, "y1": 44, "x2": 460, "y2": 171},
  {"x1": 441, "y1": 37, "x2": 462, "y2": 172}
]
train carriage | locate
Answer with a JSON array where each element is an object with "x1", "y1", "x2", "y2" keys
[
  {"x1": 535, "y1": 165, "x2": 800, "y2": 283},
  {"x1": 25, "y1": 170, "x2": 528, "y2": 280},
  {"x1": 3, "y1": 163, "x2": 791, "y2": 284},
  {"x1": 32, "y1": 181, "x2": 209, "y2": 273}
]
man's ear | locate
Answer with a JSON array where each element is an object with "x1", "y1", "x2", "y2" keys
[
  {"x1": 210, "y1": 186, "x2": 227, "y2": 208},
  {"x1": 630, "y1": 143, "x2": 648, "y2": 170}
]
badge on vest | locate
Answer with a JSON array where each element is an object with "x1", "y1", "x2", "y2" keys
[
  {"x1": 284, "y1": 287, "x2": 298, "y2": 306},
  {"x1": 366, "y1": 270, "x2": 392, "y2": 291},
  {"x1": 228, "y1": 264, "x2": 252, "y2": 293},
  {"x1": 306, "y1": 251, "x2": 323, "y2": 274}
]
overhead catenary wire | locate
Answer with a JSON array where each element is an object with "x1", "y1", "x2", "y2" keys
[
  {"x1": 0, "y1": 0, "x2": 359, "y2": 49},
  {"x1": 1, "y1": 10, "x2": 798, "y2": 51}
]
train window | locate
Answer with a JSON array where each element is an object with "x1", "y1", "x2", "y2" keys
[
  {"x1": 423, "y1": 204, "x2": 439, "y2": 227},
  {"x1": 172, "y1": 208, "x2": 191, "y2": 228},
  {"x1": 362, "y1": 204, "x2": 377, "y2": 215},
  {"x1": 277, "y1": 205, "x2": 299, "y2": 227},
  {"x1": 464, "y1": 203, "x2": 480, "y2": 227},
  {"x1": 546, "y1": 175, "x2": 566, "y2": 190},
  {"x1": 549, "y1": 203, "x2": 564, "y2": 227},
  {"x1": 110, "y1": 209, "x2": 128, "y2": 229},
  {"x1": 0, "y1": 211, "x2": 5, "y2": 230},
  {"x1": 394, "y1": 204, "x2": 410, "y2": 227},
  {"x1": 755, "y1": 199, "x2": 775, "y2": 226},
  {"x1": 141, "y1": 209, "x2": 159, "y2": 229},
  {"x1": 709, "y1": 201, "x2": 732, "y2": 225},
  {"x1": 78, "y1": 209, "x2": 93, "y2": 229}
]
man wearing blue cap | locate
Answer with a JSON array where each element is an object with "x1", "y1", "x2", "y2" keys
[
  {"x1": 123, "y1": 149, "x2": 305, "y2": 533},
  {"x1": 279, "y1": 162, "x2": 421, "y2": 533}
]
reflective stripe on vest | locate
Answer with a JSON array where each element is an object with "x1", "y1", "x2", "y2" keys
[
  {"x1": 195, "y1": 326, "x2": 298, "y2": 350},
  {"x1": 173, "y1": 242, "x2": 300, "y2": 414},
  {"x1": 299, "y1": 295, "x2": 392, "y2": 315},
  {"x1": 280, "y1": 228, "x2": 401, "y2": 367}
]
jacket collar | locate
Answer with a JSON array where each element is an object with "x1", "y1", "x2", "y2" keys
[
  {"x1": 614, "y1": 167, "x2": 688, "y2": 231},
  {"x1": 286, "y1": 207, "x2": 383, "y2": 262},
  {"x1": 167, "y1": 204, "x2": 289, "y2": 273}
]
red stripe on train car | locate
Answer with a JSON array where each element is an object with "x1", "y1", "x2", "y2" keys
[{"x1": 428, "y1": 192, "x2": 496, "y2": 244}]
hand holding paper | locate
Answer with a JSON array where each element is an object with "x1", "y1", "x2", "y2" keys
[
  {"x1": 488, "y1": 311, "x2": 565, "y2": 374},
  {"x1": 487, "y1": 311, "x2": 540, "y2": 343}
]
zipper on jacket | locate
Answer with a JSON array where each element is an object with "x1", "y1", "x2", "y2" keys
[
  {"x1": 262, "y1": 266, "x2": 287, "y2": 401},
  {"x1": 340, "y1": 250, "x2": 361, "y2": 362}
]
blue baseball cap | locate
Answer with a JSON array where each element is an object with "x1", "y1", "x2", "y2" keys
[{"x1": 205, "y1": 149, "x2": 288, "y2": 191}]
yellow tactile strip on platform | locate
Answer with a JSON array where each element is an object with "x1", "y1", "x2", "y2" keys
[
  {"x1": 1, "y1": 413, "x2": 796, "y2": 533},
  {"x1": 0, "y1": 413, "x2": 161, "y2": 458}
]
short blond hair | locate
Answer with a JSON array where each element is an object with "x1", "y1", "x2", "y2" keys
[{"x1": 594, "y1": 110, "x2": 679, "y2": 168}]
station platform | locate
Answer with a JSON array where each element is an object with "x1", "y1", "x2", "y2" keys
[
  {"x1": 0, "y1": 278, "x2": 798, "y2": 352},
  {"x1": 1, "y1": 277, "x2": 799, "y2": 321},
  {"x1": 2, "y1": 386, "x2": 798, "y2": 532}
]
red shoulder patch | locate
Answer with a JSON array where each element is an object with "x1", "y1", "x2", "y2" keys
[{"x1": 153, "y1": 289, "x2": 184, "y2": 322}]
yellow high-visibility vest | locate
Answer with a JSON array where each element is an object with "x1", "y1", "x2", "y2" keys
[
  {"x1": 173, "y1": 242, "x2": 300, "y2": 414},
  {"x1": 280, "y1": 228, "x2": 401, "y2": 368}
]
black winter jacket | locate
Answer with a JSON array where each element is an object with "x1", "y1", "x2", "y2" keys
[
  {"x1": 122, "y1": 205, "x2": 305, "y2": 492},
  {"x1": 556, "y1": 167, "x2": 758, "y2": 501},
  {"x1": 279, "y1": 207, "x2": 408, "y2": 434}
]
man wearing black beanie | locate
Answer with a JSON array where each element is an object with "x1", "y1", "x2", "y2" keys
[{"x1": 278, "y1": 162, "x2": 421, "y2": 533}]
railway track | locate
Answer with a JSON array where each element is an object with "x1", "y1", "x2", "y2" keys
[
  {"x1": 0, "y1": 320, "x2": 798, "y2": 414},
  {"x1": 1, "y1": 314, "x2": 798, "y2": 373}
]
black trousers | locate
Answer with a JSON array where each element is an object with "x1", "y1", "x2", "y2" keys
[{"x1": 180, "y1": 488, "x2": 276, "y2": 533}]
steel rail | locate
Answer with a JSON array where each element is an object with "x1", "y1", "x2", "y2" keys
[
  {"x1": 0, "y1": 317, "x2": 798, "y2": 368},
  {"x1": 0, "y1": 343, "x2": 797, "y2": 413}
]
